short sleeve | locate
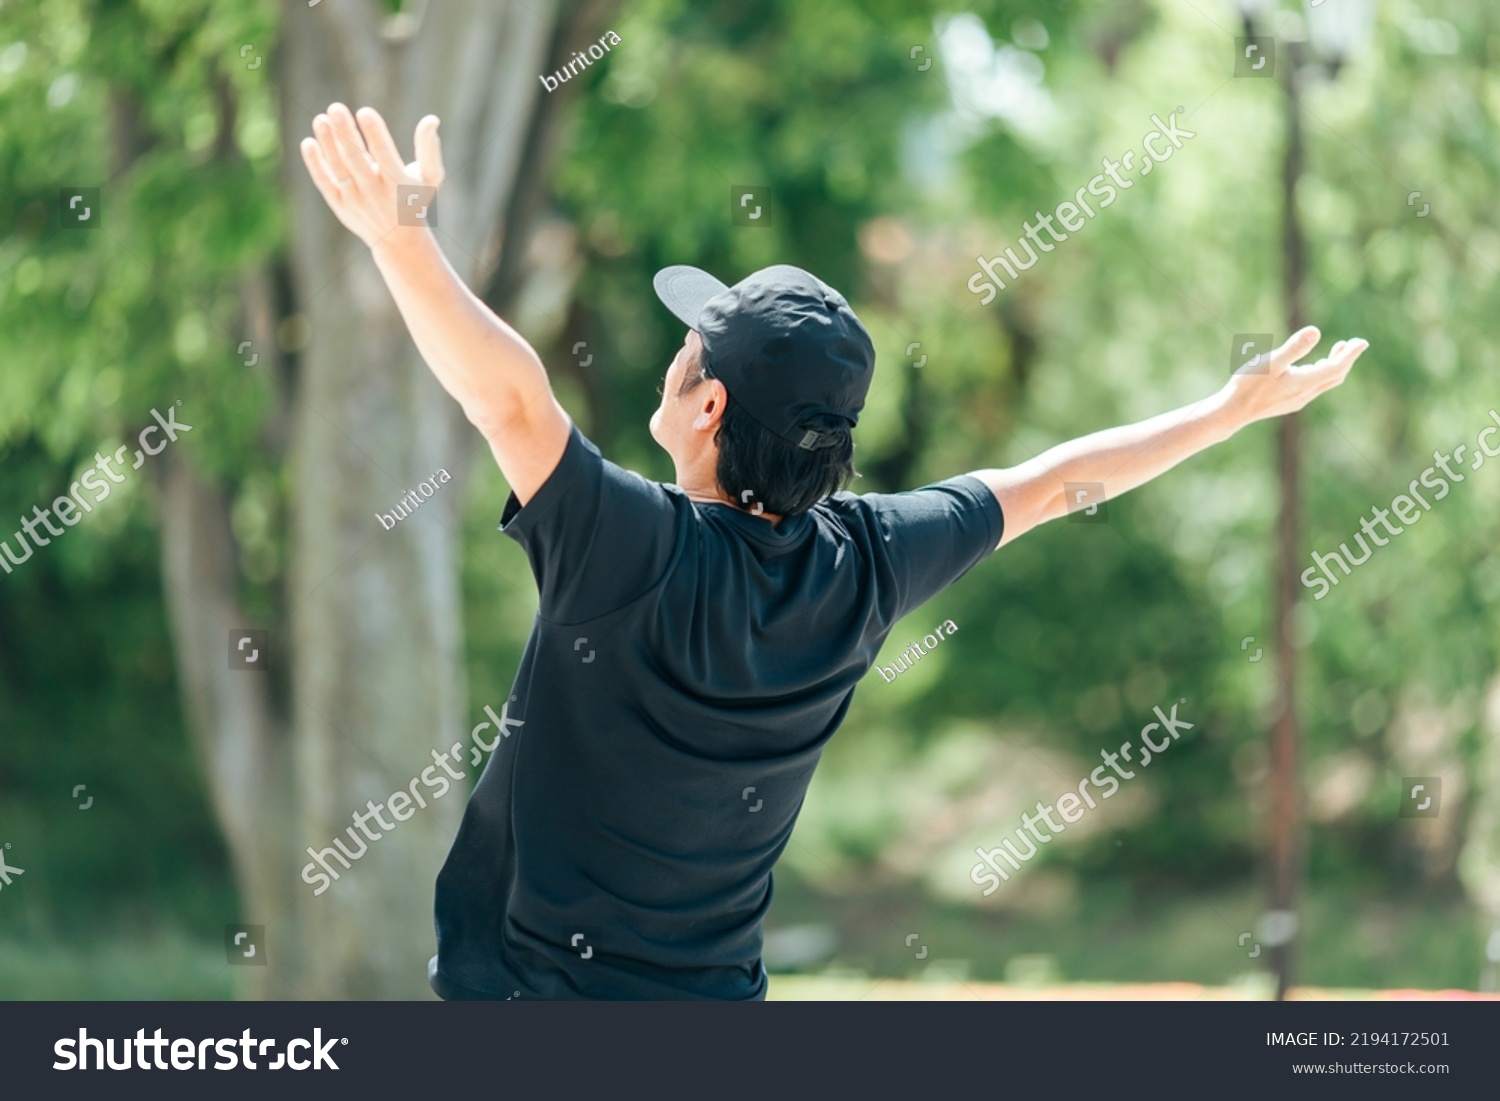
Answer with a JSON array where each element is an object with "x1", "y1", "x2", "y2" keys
[
  {"x1": 849, "y1": 474, "x2": 1004, "y2": 623},
  {"x1": 499, "y1": 424, "x2": 680, "y2": 624}
]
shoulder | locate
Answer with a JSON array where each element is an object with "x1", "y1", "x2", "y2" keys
[
  {"x1": 817, "y1": 476, "x2": 1005, "y2": 561},
  {"x1": 823, "y1": 475, "x2": 1000, "y2": 525},
  {"x1": 499, "y1": 424, "x2": 689, "y2": 568}
]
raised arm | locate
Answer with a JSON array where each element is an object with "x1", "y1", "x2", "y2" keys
[
  {"x1": 299, "y1": 103, "x2": 570, "y2": 504},
  {"x1": 974, "y1": 327, "x2": 1368, "y2": 547}
]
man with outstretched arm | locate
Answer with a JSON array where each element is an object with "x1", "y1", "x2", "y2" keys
[{"x1": 300, "y1": 103, "x2": 1368, "y2": 1000}]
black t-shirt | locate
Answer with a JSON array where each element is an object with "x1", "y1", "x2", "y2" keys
[{"x1": 430, "y1": 424, "x2": 1003, "y2": 1000}]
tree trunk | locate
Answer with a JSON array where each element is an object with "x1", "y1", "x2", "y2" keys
[
  {"x1": 1267, "y1": 33, "x2": 1308, "y2": 1005},
  {"x1": 277, "y1": 0, "x2": 563, "y2": 999},
  {"x1": 155, "y1": 0, "x2": 609, "y2": 998},
  {"x1": 1460, "y1": 673, "x2": 1500, "y2": 990},
  {"x1": 158, "y1": 447, "x2": 292, "y2": 1000}
]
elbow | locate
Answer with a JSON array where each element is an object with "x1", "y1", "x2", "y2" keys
[
  {"x1": 463, "y1": 399, "x2": 522, "y2": 445},
  {"x1": 464, "y1": 377, "x2": 547, "y2": 439}
]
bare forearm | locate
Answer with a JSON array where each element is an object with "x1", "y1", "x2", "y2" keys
[
  {"x1": 1016, "y1": 388, "x2": 1239, "y2": 517},
  {"x1": 973, "y1": 328, "x2": 1368, "y2": 548},
  {"x1": 370, "y1": 229, "x2": 550, "y2": 436},
  {"x1": 975, "y1": 387, "x2": 1247, "y2": 547},
  {"x1": 299, "y1": 103, "x2": 573, "y2": 502}
]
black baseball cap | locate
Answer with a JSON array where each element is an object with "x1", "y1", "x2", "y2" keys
[{"x1": 652, "y1": 264, "x2": 876, "y2": 450}]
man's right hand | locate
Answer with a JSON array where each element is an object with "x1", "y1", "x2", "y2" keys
[{"x1": 299, "y1": 103, "x2": 445, "y2": 250}]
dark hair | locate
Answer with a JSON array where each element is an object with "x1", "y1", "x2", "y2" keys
[{"x1": 679, "y1": 344, "x2": 857, "y2": 516}]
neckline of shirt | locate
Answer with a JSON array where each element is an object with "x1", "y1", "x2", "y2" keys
[{"x1": 692, "y1": 499, "x2": 813, "y2": 548}]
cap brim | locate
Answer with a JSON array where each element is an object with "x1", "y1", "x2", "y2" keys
[{"x1": 652, "y1": 265, "x2": 729, "y2": 330}]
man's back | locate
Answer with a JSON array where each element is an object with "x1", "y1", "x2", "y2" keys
[{"x1": 430, "y1": 424, "x2": 1002, "y2": 1000}]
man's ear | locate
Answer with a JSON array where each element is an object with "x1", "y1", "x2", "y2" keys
[{"x1": 691, "y1": 378, "x2": 729, "y2": 434}]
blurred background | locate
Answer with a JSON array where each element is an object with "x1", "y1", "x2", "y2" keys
[{"x1": 2, "y1": 0, "x2": 1498, "y2": 1000}]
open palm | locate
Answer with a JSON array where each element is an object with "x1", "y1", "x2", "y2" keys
[
  {"x1": 1226, "y1": 326, "x2": 1369, "y2": 424},
  {"x1": 299, "y1": 103, "x2": 445, "y2": 248}
]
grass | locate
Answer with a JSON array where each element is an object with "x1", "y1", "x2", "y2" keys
[
  {"x1": 767, "y1": 976, "x2": 1500, "y2": 999},
  {"x1": 762, "y1": 869, "x2": 1489, "y2": 994},
  {"x1": 0, "y1": 878, "x2": 1485, "y2": 1000},
  {"x1": 0, "y1": 925, "x2": 232, "y2": 1000}
]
